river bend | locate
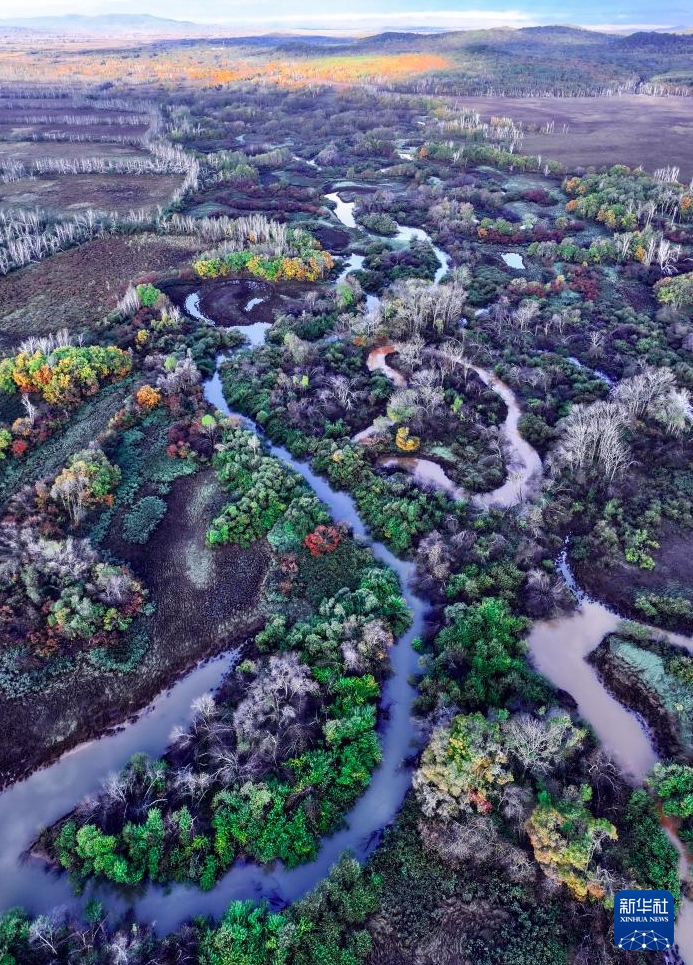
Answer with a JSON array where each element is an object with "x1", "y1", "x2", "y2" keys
[{"x1": 0, "y1": 190, "x2": 689, "y2": 959}]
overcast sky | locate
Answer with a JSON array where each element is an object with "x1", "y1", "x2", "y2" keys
[{"x1": 1, "y1": 0, "x2": 691, "y2": 31}]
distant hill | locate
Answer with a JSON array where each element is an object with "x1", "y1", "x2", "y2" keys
[
  {"x1": 0, "y1": 14, "x2": 220, "y2": 38},
  {"x1": 616, "y1": 30, "x2": 693, "y2": 49},
  {"x1": 0, "y1": 17, "x2": 691, "y2": 45},
  {"x1": 1, "y1": 17, "x2": 692, "y2": 96}
]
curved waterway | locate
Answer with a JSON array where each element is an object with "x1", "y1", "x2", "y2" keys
[
  {"x1": 567, "y1": 354, "x2": 615, "y2": 388},
  {"x1": 529, "y1": 556, "x2": 693, "y2": 963},
  {"x1": 0, "y1": 190, "x2": 690, "y2": 959},
  {"x1": 533, "y1": 546, "x2": 693, "y2": 782},
  {"x1": 326, "y1": 190, "x2": 449, "y2": 286},
  {"x1": 362, "y1": 346, "x2": 542, "y2": 509},
  {"x1": 0, "y1": 251, "x2": 431, "y2": 931},
  {"x1": 327, "y1": 191, "x2": 540, "y2": 508},
  {"x1": 365, "y1": 344, "x2": 407, "y2": 387}
]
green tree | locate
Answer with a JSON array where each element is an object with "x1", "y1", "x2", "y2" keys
[
  {"x1": 136, "y1": 283, "x2": 163, "y2": 308},
  {"x1": 434, "y1": 597, "x2": 529, "y2": 708},
  {"x1": 654, "y1": 272, "x2": 693, "y2": 310},
  {"x1": 622, "y1": 790, "x2": 681, "y2": 903},
  {"x1": 649, "y1": 762, "x2": 693, "y2": 817},
  {"x1": 0, "y1": 908, "x2": 30, "y2": 965},
  {"x1": 199, "y1": 901, "x2": 288, "y2": 965}
]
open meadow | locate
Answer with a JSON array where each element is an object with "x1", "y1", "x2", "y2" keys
[{"x1": 453, "y1": 94, "x2": 693, "y2": 181}]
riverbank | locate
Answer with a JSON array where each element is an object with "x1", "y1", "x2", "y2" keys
[{"x1": 0, "y1": 186, "x2": 691, "y2": 965}]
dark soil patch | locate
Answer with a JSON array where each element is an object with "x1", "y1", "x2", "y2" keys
[
  {"x1": 194, "y1": 182, "x2": 322, "y2": 220},
  {"x1": 164, "y1": 277, "x2": 314, "y2": 326},
  {"x1": 313, "y1": 225, "x2": 350, "y2": 252},
  {"x1": 0, "y1": 469, "x2": 270, "y2": 789},
  {"x1": 0, "y1": 233, "x2": 204, "y2": 350},
  {"x1": 574, "y1": 521, "x2": 693, "y2": 632},
  {"x1": 0, "y1": 172, "x2": 180, "y2": 215},
  {"x1": 199, "y1": 280, "x2": 277, "y2": 326},
  {"x1": 109, "y1": 468, "x2": 270, "y2": 645}
]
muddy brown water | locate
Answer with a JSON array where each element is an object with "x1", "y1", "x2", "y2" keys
[
  {"x1": 365, "y1": 351, "x2": 543, "y2": 510},
  {"x1": 0, "y1": 191, "x2": 690, "y2": 958},
  {"x1": 529, "y1": 570, "x2": 693, "y2": 962},
  {"x1": 366, "y1": 344, "x2": 407, "y2": 387}
]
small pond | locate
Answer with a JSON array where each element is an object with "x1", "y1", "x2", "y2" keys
[{"x1": 502, "y1": 251, "x2": 525, "y2": 270}]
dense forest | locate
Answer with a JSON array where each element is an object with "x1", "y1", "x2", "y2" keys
[{"x1": 0, "y1": 28, "x2": 692, "y2": 965}]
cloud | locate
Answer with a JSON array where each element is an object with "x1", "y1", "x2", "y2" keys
[
  {"x1": 1, "y1": 0, "x2": 691, "y2": 29},
  {"x1": 0, "y1": 0, "x2": 534, "y2": 27},
  {"x1": 209, "y1": 8, "x2": 537, "y2": 27},
  {"x1": 585, "y1": 21, "x2": 678, "y2": 31}
]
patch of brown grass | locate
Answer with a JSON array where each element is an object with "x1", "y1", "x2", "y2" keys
[
  {"x1": 0, "y1": 172, "x2": 181, "y2": 215},
  {"x1": 0, "y1": 232, "x2": 202, "y2": 351},
  {"x1": 453, "y1": 94, "x2": 693, "y2": 179}
]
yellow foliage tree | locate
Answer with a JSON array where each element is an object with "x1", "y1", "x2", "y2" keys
[
  {"x1": 526, "y1": 787, "x2": 617, "y2": 902},
  {"x1": 395, "y1": 426, "x2": 421, "y2": 452}
]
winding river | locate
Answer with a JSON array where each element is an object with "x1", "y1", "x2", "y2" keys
[
  {"x1": 334, "y1": 196, "x2": 541, "y2": 508},
  {"x1": 329, "y1": 193, "x2": 691, "y2": 958},
  {"x1": 0, "y1": 216, "x2": 435, "y2": 930},
  {"x1": 368, "y1": 348, "x2": 543, "y2": 510},
  {"x1": 0, "y1": 190, "x2": 690, "y2": 959}
]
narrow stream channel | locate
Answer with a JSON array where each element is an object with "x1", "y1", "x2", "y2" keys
[
  {"x1": 362, "y1": 346, "x2": 542, "y2": 510},
  {"x1": 0, "y1": 190, "x2": 689, "y2": 959}
]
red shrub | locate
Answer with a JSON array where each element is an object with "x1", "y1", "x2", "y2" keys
[
  {"x1": 523, "y1": 189, "x2": 552, "y2": 205},
  {"x1": 11, "y1": 439, "x2": 28, "y2": 457},
  {"x1": 568, "y1": 267, "x2": 600, "y2": 301},
  {"x1": 304, "y1": 525, "x2": 342, "y2": 557}
]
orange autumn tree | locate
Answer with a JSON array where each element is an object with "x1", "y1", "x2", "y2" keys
[
  {"x1": 135, "y1": 384, "x2": 162, "y2": 409},
  {"x1": 13, "y1": 48, "x2": 450, "y2": 88},
  {"x1": 396, "y1": 426, "x2": 421, "y2": 452}
]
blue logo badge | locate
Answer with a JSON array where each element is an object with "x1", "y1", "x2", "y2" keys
[{"x1": 614, "y1": 890, "x2": 675, "y2": 950}]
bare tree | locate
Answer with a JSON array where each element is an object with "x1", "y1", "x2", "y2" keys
[
  {"x1": 411, "y1": 369, "x2": 445, "y2": 415},
  {"x1": 654, "y1": 386, "x2": 693, "y2": 437},
  {"x1": 29, "y1": 913, "x2": 64, "y2": 957},
  {"x1": 511, "y1": 299, "x2": 540, "y2": 334},
  {"x1": 504, "y1": 714, "x2": 584, "y2": 776},
  {"x1": 233, "y1": 654, "x2": 319, "y2": 767},
  {"x1": 612, "y1": 368, "x2": 675, "y2": 420},
  {"x1": 21, "y1": 393, "x2": 38, "y2": 426},
  {"x1": 328, "y1": 375, "x2": 356, "y2": 411},
  {"x1": 396, "y1": 335, "x2": 426, "y2": 369},
  {"x1": 551, "y1": 401, "x2": 631, "y2": 482},
  {"x1": 384, "y1": 278, "x2": 468, "y2": 338}
]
